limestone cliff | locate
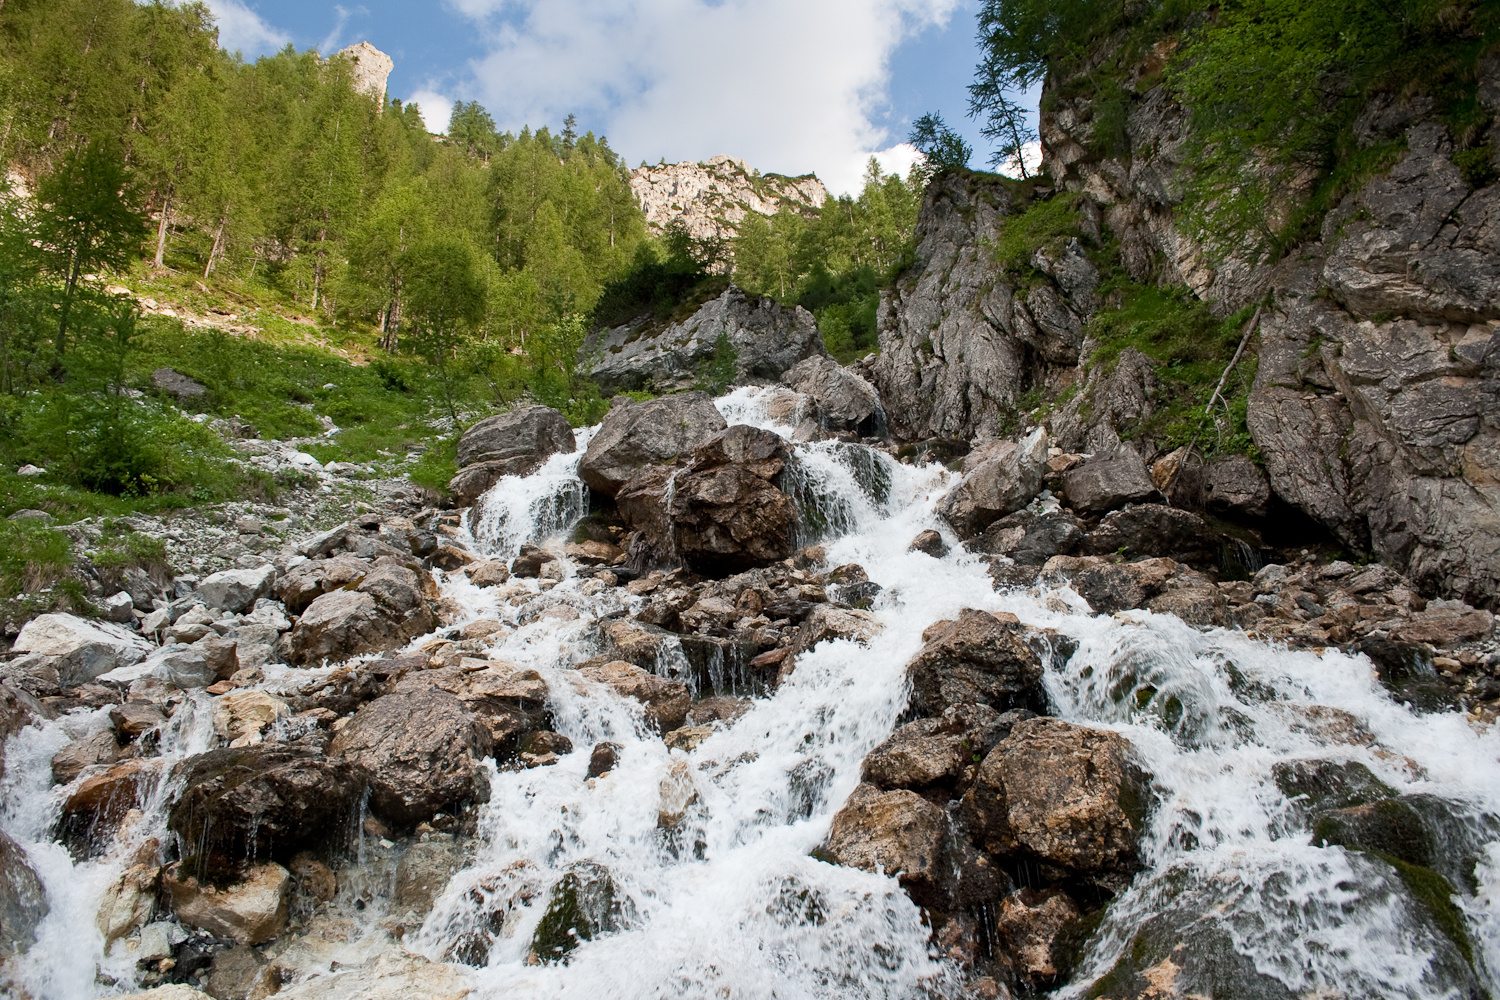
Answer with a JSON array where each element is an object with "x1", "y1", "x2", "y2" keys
[
  {"x1": 339, "y1": 42, "x2": 393, "y2": 101},
  {"x1": 630, "y1": 156, "x2": 827, "y2": 244},
  {"x1": 871, "y1": 44, "x2": 1500, "y2": 608}
]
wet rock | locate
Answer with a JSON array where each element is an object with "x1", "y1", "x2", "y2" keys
[
  {"x1": 96, "y1": 861, "x2": 158, "y2": 946},
  {"x1": 1060, "y1": 451, "x2": 1158, "y2": 513},
  {"x1": 965, "y1": 718, "x2": 1150, "y2": 876},
  {"x1": 288, "y1": 852, "x2": 337, "y2": 906},
  {"x1": 13, "y1": 613, "x2": 150, "y2": 685},
  {"x1": 587, "y1": 741, "x2": 622, "y2": 778},
  {"x1": 1084, "y1": 504, "x2": 1219, "y2": 564},
  {"x1": 578, "y1": 660, "x2": 691, "y2": 733},
  {"x1": 115, "y1": 987, "x2": 213, "y2": 1000},
  {"x1": 511, "y1": 544, "x2": 549, "y2": 578},
  {"x1": 467, "y1": 559, "x2": 512, "y2": 587},
  {"x1": 395, "y1": 661, "x2": 551, "y2": 757},
  {"x1": 1390, "y1": 606, "x2": 1494, "y2": 647},
  {"x1": 577, "y1": 391, "x2": 728, "y2": 497},
  {"x1": 861, "y1": 704, "x2": 1020, "y2": 795},
  {"x1": 270, "y1": 955, "x2": 475, "y2": 1000},
  {"x1": 450, "y1": 406, "x2": 576, "y2": 506},
  {"x1": 163, "y1": 860, "x2": 290, "y2": 945},
  {"x1": 938, "y1": 429, "x2": 1049, "y2": 538},
  {"x1": 206, "y1": 943, "x2": 268, "y2": 1000},
  {"x1": 664, "y1": 724, "x2": 714, "y2": 752},
  {"x1": 906, "y1": 610, "x2": 1046, "y2": 717},
  {"x1": 1273, "y1": 759, "x2": 1395, "y2": 812},
  {"x1": 1052, "y1": 556, "x2": 1179, "y2": 614},
  {"x1": 197, "y1": 565, "x2": 277, "y2": 615},
  {"x1": 531, "y1": 862, "x2": 633, "y2": 963},
  {"x1": 0, "y1": 829, "x2": 47, "y2": 959},
  {"x1": 969, "y1": 509, "x2": 1085, "y2": 564},
  {"x1": 1147, "y1": 586, "x2": 1231, "y2": 628},
  {"x1": 168, "y1": 745, "x2": 365, "y2": 866},
  {"x1": 395, "y1": 839, "x2": 466, "y2": 917},
  {"x1": 111, "y1": 701, "x2": 166, "y2": 740},
  {"x1": 909, "y1": 529, "x2": 950, "y2": 558},
  {"x1": 780, "y1": 354, "x2": 884, "y2": 435},
  {"x1": 52, "y1": 728, "x2": 120, "y2": 784},
  {"x1": 824, "y1": 783, "x2": 1009, "y2": 910},
  {"x1": 789, "y1": 605, "x2": 884, "y2": 656},
  {"x1": 212, "y1": 690, "x2": 290, "y2": 746},
  {"x1": 995, "y1": 887, "x2": 1083, "y2": 987},
  {"x1": 59, "y1": 759, "x2": 165, "y2": 855},
  {"x1": 274, "y1": 556, "x2": 369, "y2": 614},
  {"x1": 329, "y1": 688, "x2": 491, "y2": 827},
  {"x1": 617, "y1": 425, "x2": 799, "y2": 575},
  {"x1": 583, "y1": 285, "x2": 825, "y2": 395}
]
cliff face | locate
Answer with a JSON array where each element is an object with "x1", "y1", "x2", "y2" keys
[
  {"x1": 629, "y1": 155, "x2": 827, "y2": 243},
  {"x1": 873, "y1": 45, "x2": 1500, "y2": 607}
]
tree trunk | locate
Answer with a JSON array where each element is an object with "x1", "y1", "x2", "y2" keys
[
  {"x1": 204, "y1": 215, "x2": 226, "y2": 278},
  {"x1": 153, "y1": 188, "x2": 172, "y2": 269}
]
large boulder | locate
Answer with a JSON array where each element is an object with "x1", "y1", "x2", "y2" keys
[
  {"x1": 287, "y1": 560, "x2": 435, "y2": 665},
  {"x1": 581, "y1": 285, "x2": 826, "y2": 395},
  {"x1": 1050, "y1": 556, "x2": 1180, "y2": 614},
  {"x1": 577, "y1": 391, "x2": 728, "y2": 497},
  {"x1": 906, "y1": 610, "x2": 1046, "y2": 717},
  {"x1": 274, "y1": 555, "x2": 369, "y2": 614},
  {"x1": 0, "y1": 829, "x2": 47, "y2": 960},
  {"x1": 162, "y1": 861, "x2": 290, "y2": 946},
  {"x1": 395, "y1": 662, "x2": 551, "y2": 757},
  {"x1": 780, "y1": 355, "x2": 884, "y2": 435},
  {"x1": 449, "y1": 406, "x2": 576, "y2": 507},
  {"x1": 616, "y1": 424, "x2": 798, "y2": 574},
  {"x1": 329, "y1": 688, "x2": 491, "y2": 826},
  {"x1": 937, "y1": 428, "x2": 1049, "y2": 538},
  {"x1": 824, "y1": 782, "x2": 1008, "y2": 910},
  {"x1": 964, "y1": 718, "x2": 1150, "y2": 877},
  {"x1": 197, "y1": 565, "x2": 277, "y2": 614},
  {"x1": 1060, "y1": 450, "x2": 1158, "y2": 513},
  {"x1": 968, "y1": 508, "x2": 1085, "y2": 564},
  {"x1": 168, "y1": 745, "x2": 366, "y2": 866},
  {"x1": 1084, "y1": 503, "x2": 1219, "y2": 563},
  {"x1": 577, "y1": 660, "x2": 691, "y2": 733},
  {"x1": 12, "y1": 613, "x2": 149, "y2": 685},
  {"x1": 861, "y1": 703, "x2": 1018, "y2": 794}
]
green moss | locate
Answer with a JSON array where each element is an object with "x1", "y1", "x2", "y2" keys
[
  {"x1": 1374, "y1": 852, "x2": 1474, "y2": 966},
  {"x1": 991, "y1": 193, "x2": 1081, "y2": 277}
]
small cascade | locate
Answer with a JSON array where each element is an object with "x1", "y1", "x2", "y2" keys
[{"x1": 468, "y1": 430, "x2": 596, "y2": 557}]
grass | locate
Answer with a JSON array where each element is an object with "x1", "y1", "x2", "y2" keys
[{"x1": 990, "y1": 193, "x2": 1081, "y2": 278}]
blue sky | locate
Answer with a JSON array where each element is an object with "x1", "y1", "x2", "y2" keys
[{"x1": 203, "y1": 0, "x2": 1032, "y2": 194}]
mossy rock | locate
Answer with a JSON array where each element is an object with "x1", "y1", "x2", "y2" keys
[
  {"x1": 1273, "y1": 759, "x2": 1395, "y2": 812},
  {"x1": 531, "y1": 861, "x2": 632, "y2": 963},
  {"x1": 1312, "y1": 798, "x2": 1435, "y2": 869}
]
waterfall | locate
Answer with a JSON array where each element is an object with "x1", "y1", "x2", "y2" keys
[{"x1": 3, "y1": 385, "x2": 1497, "y2": 1000}]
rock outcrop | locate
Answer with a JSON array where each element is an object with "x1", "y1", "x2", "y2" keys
[
  {"x1": 581, "y1": 286, "x2": 825, "y2": 395},
  {"x1": 339, "y1": 42, "x2": 393, "y2": 101},
  {"x1": 629, "y1": 156, "x2": 827, "y2": 244},
  {"x1": 870, "y1": 172, "x2": 1091, "y2": 443}
]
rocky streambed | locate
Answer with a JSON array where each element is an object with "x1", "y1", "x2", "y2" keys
[{"x1": 1, "y1": 386, "x2": 1498, "y2": 1000}]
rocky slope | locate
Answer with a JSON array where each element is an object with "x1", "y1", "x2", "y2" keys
[
  {"x1": 630, "y1": 155, "x2": 827, "y2": 244},
  {"x1": 871, "y1": 45, "x2": 1500, "y2": 611}
]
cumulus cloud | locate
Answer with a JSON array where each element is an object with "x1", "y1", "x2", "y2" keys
[
  {"x1": 405, "y1": 89, "x2": 459, "y2": 134},
  {"x1": 446, "y1": 0, "x2": 961, "y2": 195},
  {"x1": 203, "y1": 0, "x2": 291, "y2": 58}
]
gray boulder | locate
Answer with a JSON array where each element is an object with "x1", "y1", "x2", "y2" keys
[
  {"x1": 198, "y1": 565, "x2": 277, "y2": 614},
  {"x1": 1061, "y1": 450, "x2": 1158, "y2": 513},
  {"x1": 0, "y1": 829, "x2": 47, "y2": 960},
  {"x1": 780, "y1": 355, "x2": 884, "y2": 435},
  {"x1": 449, "y1": 406, "x2": 576, "y2": 507},
  {"x1": 969, "y1": 509, "x2": 1085, "y2": 564},
  {"x1": 329, "y1": 688, "x2": 491, "y2": 826},
  {"x1": 152, "y1": 367, "x2": 207, "y2": 401},
  {"x1": 287, "y1": 560, "x2": 434, "y2": 665},
  {"x1": 906, "y1": 609, "x2": 1046, "y2": 716},
  {"x1": 581, "y1": 285, "x2": 826, "y2": 394},
  {"x1": 1084, "y1": 504, "x2": 1220, "y2": 563},
  {"x1": 12, "y1": 614, "x2": 149, "y2": 686},
  {"x1": 577, "y1": 391, "x2": 728, "y2": 496},
  {"x1": 937, "y1": 429, "x2": 1049, "y2": 537}
]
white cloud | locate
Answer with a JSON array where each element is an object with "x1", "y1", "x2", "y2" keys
[
  {"x1": 447, "y1": 0, "x2": 961, "y2": 195},
  {"x1": 405, "y1": 89, "x2": 458, "y2": 134},
  {"x1": 993, "y1": 139, "x2": 1043, "y2": 180},
  {"x1": 202, "y1": 0, "x2": 291, "y2": 58}
]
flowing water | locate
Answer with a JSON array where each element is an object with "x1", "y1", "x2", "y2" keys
[{"x1": 3, "y1": 385, "x2": 1498, "y2": 999}]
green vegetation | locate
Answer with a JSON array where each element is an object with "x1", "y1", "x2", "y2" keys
[
  {"x1": 969, "y1": 0, "x2": 1499, "y2": 262},
  {"x1": 991, "y1": 193, "x2": 1080, "y2": 277},
  {"x1": 733, "y1": 159, "x2": 924, "y2": 363},
  {"x1": 1086, "y1": 277, "x2": 1261, "y2": 456}
]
